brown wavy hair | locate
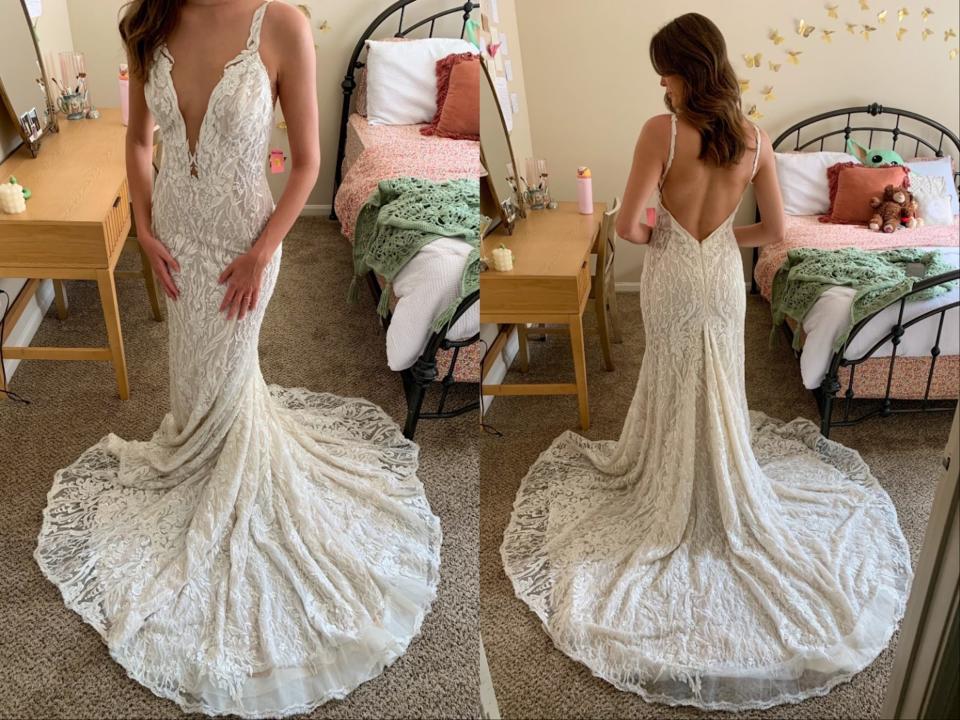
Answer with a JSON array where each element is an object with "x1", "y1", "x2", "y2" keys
[
  {"x1": 649, "y1": 13, "x2": 749, "y2": 168},
  {"x1": 118, "y1": 0, "x2": 184, "y2": 82}
]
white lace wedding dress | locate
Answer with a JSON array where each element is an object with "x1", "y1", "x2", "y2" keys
[
  {"x1": 34, "y1": 2, "x2": 441, "y2": 717},
  {"x1": 501, "y1": 113, "x2": 913, "y2": 711}
]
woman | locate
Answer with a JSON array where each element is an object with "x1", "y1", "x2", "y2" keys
[
  {"x1": 501, "y1": 13, "x2": 911, "y2": 710},
  {"x1": 33, "y1": 1, "x2": 441, "y2": 716}
]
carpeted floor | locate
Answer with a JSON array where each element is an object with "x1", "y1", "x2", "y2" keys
[
  {"x1": 0, "y1": 217, "x2": 479, "y2": 719},
  {"x1": 480, "y1": 292, "x2": 953, "y2": 720}
]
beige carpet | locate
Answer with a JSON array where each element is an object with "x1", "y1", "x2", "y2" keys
[
  {"x1": 0, "y1": 217, "x2": 479, "y2": 719},
  {"x1": 480, "y1": 292, "x2": 952, "y2": 720}
]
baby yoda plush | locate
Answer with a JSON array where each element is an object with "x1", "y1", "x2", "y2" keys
[{"x1": 847, "y1": 138, "x2": 905, "y2": 167}]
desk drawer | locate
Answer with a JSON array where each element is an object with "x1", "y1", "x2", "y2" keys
[{"x1": 103, "y1": 180, "x2": 131, "y2": 262}]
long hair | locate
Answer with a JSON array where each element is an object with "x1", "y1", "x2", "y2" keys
[
  {"x1": 649, "y1": 13, "x2": 749, "y2": 168},
  {"x1": 119, "y1": 0, "x2": 184, "y2": 82}
]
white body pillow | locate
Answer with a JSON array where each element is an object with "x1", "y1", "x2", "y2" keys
[
  {"x1": 365, "y1": 38, "x2": 475, "y2": 126},
  {"x1": 774, "y1": 151, "x2": 861, "y2": 215}
]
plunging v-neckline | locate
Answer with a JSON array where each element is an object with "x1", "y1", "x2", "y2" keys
[{"x1": 160, "y1": 1, "x2": 268, "y2": 178}]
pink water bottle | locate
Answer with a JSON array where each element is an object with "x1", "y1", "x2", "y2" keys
[
  {"x1": 118, "y1": 64, "x2": 129, "y2": 126},
  {"x1": 576, "y1": 166, "x2": 593, "y2": 214}
]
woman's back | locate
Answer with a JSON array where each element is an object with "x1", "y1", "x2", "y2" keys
[{"x1": 657, "y1": 113, "x2": 761, "y2": 242}]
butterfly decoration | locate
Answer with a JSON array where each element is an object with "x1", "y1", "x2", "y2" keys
[
  {"x1": 747, "y1": 104, "x2": 764, "y2": 120},
  {"x1": 822, "y1": 29, "x2": 836, "y2": 42},
  {"x1": 768, "y1": 60, "x2": 782, "y2": 72},
  {"x1": 738, "y1": 78, "x2": 750, "y2": 93},
  {"x1": 846, "y1": 22, "x2": 859, "y2": 34},
  {"x1": 743, "y1": 52, "x2": 763, "y2": 68},
  {"x1": 276, "y1": 120, "x2": 287, "y2": 130},
  {"x1": 950, "y1": 48, "x2": 959, "y2": 60},
  {"x1": 826, "y1": 3, "x2": 839, "y2": 19},
  {"x1": 797, "y1": 19, "x2": 816, "y2": 38},
  {"x1": 862, "y1": 24, "x2": 877, "y2": 39},
  {"x1": 769, "y1": 29, "x2": 785, "y2": 45},
  {"x1": 317, "y1": 20, "x2": 330, "y2": 31},
  {"x1": 922, "y1": 28, "x2": 934, "y2": 40},
  {"x1": 876, "y1": 10, "x2": 887, "y2": 24},
  {"x1": 859, "y1": 0, "x2": 870, "y2": 10},
  {"x1": 487, "y1": 42, "x2": 502, "y2": 58},
  {"x1": 897, "y1": 7, "x2": 908, "y2": 22},
  {"x1": 761, "y1": 85, "x2": 776, "y2": 102},
  {"x1": 921, "y1": 7, "x2": 934, "y2": 21},
  {"x1": 896, "y1": 27, "x2": 907, "y2": 41},
  {"x1": 946, "y1": 29, "x2": 958, "y2": 42},
  {"x1": 786, "y1": 49, "x2": 803, "y2": 64},
  {"x1": 296, "y1": 3, "x2": 311, "y2": 18}
]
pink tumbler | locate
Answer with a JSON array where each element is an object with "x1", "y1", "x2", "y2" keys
[{"x1": 576, "y1": 166, "x2": 593, "y2": 214}]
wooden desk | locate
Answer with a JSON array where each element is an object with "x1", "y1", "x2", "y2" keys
[
  {"x1": 480, "y1": 201, "x2": 604, "y2": 429},
  {"x1": 0, "y1": 107, "x2": 160, "y2": 400}
]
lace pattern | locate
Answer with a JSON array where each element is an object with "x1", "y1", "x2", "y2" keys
[
  {"x1": 34, "y1": 2, "x2": 442, "y2": 717},
  {"x1": 500, "y1": 113, "x2": 913, "y2": 711}
]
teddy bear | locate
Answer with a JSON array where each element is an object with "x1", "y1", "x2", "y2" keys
[
  {"x1": 869, "y1": 184, "x2": 912, "y2": 233},
  {"x1": 900, "y1": 196, "x2": 924, "y2": 229}
]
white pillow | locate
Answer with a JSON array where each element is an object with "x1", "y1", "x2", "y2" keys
[
  {"x1": 365, "y1": 38, "x2": 475, "y2": 126},
  {"x1": 910, "y1": 175, "x2": 955, "y2": 226},
  {"x1": 774, "y1": 151, "x2": 861, "y2": 216}
]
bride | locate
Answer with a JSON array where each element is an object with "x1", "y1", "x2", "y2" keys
[
  {"x1": 34, "y1": 1, "x2": 441, "y2": 716},
  {"x1": 501, "y1": 12, "x2": 912, "y2": 711}
]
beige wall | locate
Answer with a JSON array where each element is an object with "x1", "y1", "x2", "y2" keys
[
  {"x1": 514, "y1": 0, "x2": 960, "y2": 283},
  {"x1": 62, "y1": 0, "x2": 474, "y2": 208}
]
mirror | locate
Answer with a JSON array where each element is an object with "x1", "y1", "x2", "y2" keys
[
  {"x1": 0, "y1": 0, "x2": 57, "y2": 157},
  {"x1": 479, "y1": 55, "x2": 524, "y2": 234}
]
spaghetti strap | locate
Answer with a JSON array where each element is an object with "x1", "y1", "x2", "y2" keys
[
  {"x1": 750, "y1": 122, "x2": 762, "y2": 181},
  {"x1": 658, "y1": 112, "x2": 678, "y2": 191},
  {"x1": 246, "y1": 0, "x2": 272, "y2": 51}
]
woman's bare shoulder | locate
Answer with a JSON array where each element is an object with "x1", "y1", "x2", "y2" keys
[{"x1": 261, "y1": 0, "x2": 312, "y2": 46}]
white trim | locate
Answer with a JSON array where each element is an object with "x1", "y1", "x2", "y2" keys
[
  {"x1": 300, "y1": 204, "x2": 333, "y2": 216},
  {"x1": 480, "y1": 324, "x2": 518, "y2": 414}
]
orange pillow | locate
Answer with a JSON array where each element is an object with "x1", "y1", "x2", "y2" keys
[
  {"x1": 421, "y1": 52, "x2": 478, "y2": 139},
  {"x1": 820, "y1": 164, "x2": 911, "y2": 224},
  {"x1": 435, "y1": 57, "x2": 479, "y2": 140}
]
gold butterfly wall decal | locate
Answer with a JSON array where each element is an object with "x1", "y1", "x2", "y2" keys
[
  {"x1": 296, "y1": 3, "x2": 311, "y2": 18},
  {"x1": 897, "y1": 7, "x2": 908, "y2": 22},
  {"x1": 738, "y1": 78, "x2": 750, "y2": 93},
  {"x1": 797, "y1": 19, "x2": 816, "y2": 38},
  {"x1": 876, "y1": 10, "x2": 887, "y2": 24},
  {"x1": 896, "y1": 27, "x2": 907, "y2": 41},
  {"x1": 769, "y1": 29, "x2": 785, "y2": 45},
  {"x1": 822, "y1": 29, "x2": 836, "y2": 42},
  {"x1": 762, "y1": 85, "x2": 776, "y2": 101},
  {"x1": 922, "y1": 28, "x2": 934, "y2": 40},
  {"x1": 921, "y1": 7, "x2": 934, "y2": 21},
  {"x1": 743, "y1": 52, "x2": 763, "y2": 68},
  {"x1": 946, "y1": 29, "x2": 958, "y2": 42},
  {"x1": 826, "y1": 3, "x2": 839, "y2": 19},
  {"x1": 786, "y1": 49, "x2": 803, "y2": 64},
  {"x1": 747, "y1": 104, "x2": 764, "y2": 120},
  {"x1": 950, "y1": 47, "x2": 959, "y2": 60},
  {"x1": 317, "y1": 20, "x2": 331, "y2": 31},
  {"x1": 859, "y1": 0, "x2": 870, "y2": 10},
  {"x1": 862, "y1": 24, "x2": 877, "y2": 39},
  {"x1": 846, "y1": 22, "x2": 859, "y2": 34},
  {"x1": 768, "y1": 60, "x2": 782, "y2": 72},
  {"x1": 276, "y1": 120, "x2": 287, "y2": 130}
]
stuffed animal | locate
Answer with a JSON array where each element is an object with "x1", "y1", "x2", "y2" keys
[
  {"x1": 869, "y1": 184, "x2": 912, "y2": 233},
  {"x1": 900, "y1": 196, "x2": 924, "y2": 229},
  {"x1": 847, "y1": 138, "x2": 905, "y2": 167}
]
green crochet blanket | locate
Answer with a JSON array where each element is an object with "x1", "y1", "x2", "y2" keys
[
  {"x1": 770, "y1": 247, "x2": 957, "y2": 351},
  {"x1": 349, "y1": 177, "x2": 483, "y2": 332}
]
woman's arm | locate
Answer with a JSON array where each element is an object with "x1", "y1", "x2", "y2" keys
[
  {"x1": 219, "y1": 3, "x2": 319, "y2": 320},
  {"x1": 615, "y1": 116, "x2": 667, "y2": 245},
  {"x1": 126, "y1": 58, "x2": 180, "y2": 299},
  {"x1": 733, "y1": 126, "x2": 786, "y2": 248}
]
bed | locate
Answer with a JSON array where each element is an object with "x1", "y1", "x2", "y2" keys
[
  {"x1": 330, "y1": 0, "x2": 482, "y2": 439},
  {"x1": 752, "y1": 103, "x2": 960, "y2": 436}
]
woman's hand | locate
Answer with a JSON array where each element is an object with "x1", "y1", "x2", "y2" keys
[
  {"x1": 218, "y1": 246, "x2": 270, "y2": 321},
  {"x1": 139, "y1": 234, "x2": 181, "y2": 300}
]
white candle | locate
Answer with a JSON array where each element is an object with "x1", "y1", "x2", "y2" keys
[
  {"x1": 492, "y1": 245, "x2": 514, "y2": 272},
  {"x1": 0, "y1": 182, "x2": 26, "y2": 214}
]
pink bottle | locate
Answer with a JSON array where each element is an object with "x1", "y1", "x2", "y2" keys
[
  {"x1": 576, "y1": 166, "x2": 593, "y2": 214},
  {"x1": 118, "y1": 64, "x2": 129, "y2": 126}
]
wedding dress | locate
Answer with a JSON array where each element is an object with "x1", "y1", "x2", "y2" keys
[
  {"x1": 34, "y1": 2, "x2": 441, "y2": 717},
  {"x1": 501, "y1": 113, "x2": 913, "y2": 711}
]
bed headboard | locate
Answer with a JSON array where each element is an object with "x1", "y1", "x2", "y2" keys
[{"x1": 330, "y1": 0, "x2": 477, "y2": 219}]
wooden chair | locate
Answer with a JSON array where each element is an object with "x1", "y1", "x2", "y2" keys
[{"x1": 516, "y1": 197, "x2": 622, "y2": 371}]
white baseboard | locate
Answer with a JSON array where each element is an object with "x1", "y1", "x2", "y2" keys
[
  {"x1": 300, "y1": 204, "x2": 333, "y2": 216},
  {"x1": 480, "y1": 324, "x2": 518, "y2": 414},
  {"x1": 1, "y1": 279, "x2": 55, "y2": 383}
]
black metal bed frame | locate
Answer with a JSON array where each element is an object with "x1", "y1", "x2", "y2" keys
[
  {"x1": 751, "y1": 103, "x2": 960, "y2": 436},
  {"x1": 331, "y1": 0, "x2": 479, "y2": 439}
]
